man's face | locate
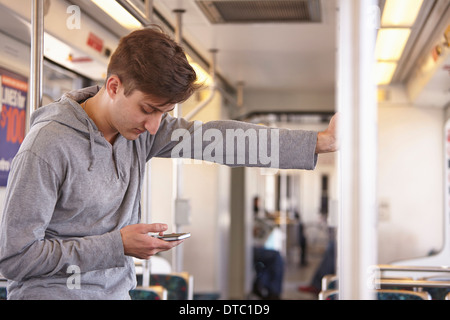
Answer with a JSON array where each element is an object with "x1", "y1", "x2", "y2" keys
[{"x1": 109, "y1": 86, "x2": 175, "y2": 140}]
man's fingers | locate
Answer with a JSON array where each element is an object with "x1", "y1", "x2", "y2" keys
[
  {"x1": 145, "y1": 238, "x2": 185, "y2": 258},
  {"x1": 139, "y1": 223, "x2": 168, "y2": 234},
  {"x1": 152, "y1": 238, "x2": 184, "y2": 248}
]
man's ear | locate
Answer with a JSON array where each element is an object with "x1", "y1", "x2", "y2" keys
[{"x1": 105, "y1": 75, "x2": 122, "y2": 99}]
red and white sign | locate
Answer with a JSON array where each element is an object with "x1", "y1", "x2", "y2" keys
[{"x1": 87, "y1": 32, "x2": 104, "y2": 53}]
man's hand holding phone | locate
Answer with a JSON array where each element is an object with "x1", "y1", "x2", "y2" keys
[{"x1": 120, "y1": 223, "x2": 187, "y2": 260}]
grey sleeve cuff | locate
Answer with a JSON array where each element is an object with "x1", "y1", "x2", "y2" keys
[{"x1": 279, "y1": 130, "x2": 318, "y2": 170}]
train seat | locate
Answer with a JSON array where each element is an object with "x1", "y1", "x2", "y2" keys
[
  {"x1": 419, "y1": 276, "x2": 450, "y2": 300},
  {"x1": 149, "y1": 272, "x2": 194, "y2": 300},
  {"x1": 320, "y1": 274, "x2": 414, "y2": 291},
  {"x1": 0, "y1": 287, "x2": 6, "y2": 300},
  {"x1": 376, "y1": 289, "x2": 431, "y2": 300},
  {"x1": 0, "y1": 278, "x2": 6, "y2": 300},
  {"x1": 321, "y1": 274, "x2": 338, "y2": 291},
  {"x1": 129, "y1": 285, "x2": 168, "y2": 300}
]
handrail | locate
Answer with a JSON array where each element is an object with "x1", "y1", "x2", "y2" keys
[
  {"x1": 184, "y1": 84, "x2": 216, "y2": 121},
  {"x1": 377, "y1": 264, "x2": 450, "y2": 273},
  {"x1": 115, "y1": 0, "x2": 151, "y2": 26},
  {"x1": 171, "y1": 8, "x2": 184, "y2": 273},
  {"x1": 377, "y1": 278, "x2": 450, "y2": 289},
  {"x1": 185, "y1": 50, "x2": 218, "y2": 121}
]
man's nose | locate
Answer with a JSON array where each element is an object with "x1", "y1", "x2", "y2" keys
[{"x1": 144, "y1": 113, "x2": 163, "y2": 135}]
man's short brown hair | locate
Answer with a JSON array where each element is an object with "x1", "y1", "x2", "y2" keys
[{"x1": 107, "y1": 25, "x2": 201, "y2": 105}]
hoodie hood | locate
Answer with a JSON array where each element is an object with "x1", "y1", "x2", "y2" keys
[
  {"x1": 31, "y1": 86, "x2": 100, "y2": 133},
  {"x1": 31, "y1": 86, "x2": 101, "y2": 171}
]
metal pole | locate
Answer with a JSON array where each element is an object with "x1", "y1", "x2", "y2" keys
[
  {"x1": 236, "y1": 81, "x2": 244, "y2": 108},
  {"x1": 28, "y1": 0, "x2": 44, "y2": 133},
  {"x1": 173, "y1": 9, "x2": 185, "y2": 44},
  {"x1": 141, "y1": 0, "x2": 155, "y2": 288},
  {"x1": 141, "y1": 160, "x2": 152, "y2": 287},
  {"x1": 209, "y1": 48, "x2": 217, "y2": 83},
  {"x1": 115, "y1": 0, "x2": 150, "y2": 26},
  {"x1": 279, "y1": 171, "x2": 287, "y2": 259},
  {"x1": 185, "y1": 49, "x2": 218, "y2": 121},
  {"x1": 337, "y1": 0, "x2": 378, "y2": 300},
  {"x1": 144, "y1": 0, "x2": 154, "y2": 25},
  {"x1": 172, "y1": 8, "x2": 185, "y2": 273}
]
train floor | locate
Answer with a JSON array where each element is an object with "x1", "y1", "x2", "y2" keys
[{"x1": 281, "y1": 243, "x2": 326, "y2": 300}]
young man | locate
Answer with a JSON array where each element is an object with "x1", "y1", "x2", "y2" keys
[{"x1": 0, "y1": 26, "x2": 338, "y2": 299}]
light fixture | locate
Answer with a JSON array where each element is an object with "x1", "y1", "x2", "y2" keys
[
  {"x1": 375, "y1": 28, "x2": 411, "y2": 61},
  {"x1": 381, "y1": 0, "x2": 424, "y2": 27},
  {"x1": 92, "y1": 0, "x2": 142, "y2": 30},
  {"x1": 376, "y1": 62, "x2": 397, "y2": 85},
  {"x1": 375, "y1": 0, "x2": 424, "y2": 85}
]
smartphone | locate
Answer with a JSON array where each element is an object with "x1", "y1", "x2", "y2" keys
[{"x1": 153, "y1": 232, "x2": 191, "y2": 241}]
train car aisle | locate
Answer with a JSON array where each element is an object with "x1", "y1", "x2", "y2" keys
[{"x1": 282, "y1": 241, "x2": 326, "y2": 300}]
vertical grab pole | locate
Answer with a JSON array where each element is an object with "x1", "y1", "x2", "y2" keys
[
  {"x1": 184, "y1": 49, "x2": 217, "y2": 121},
  {"x1": 172, "y1": 9, "x2": 185, "y2": 273},
  {"x1": 337, "y1": 0, "x2": 378, "y2": 300},
  {"x1": 144, "y1": 0, "x2": 153, "y2": 25},
  {"x1": 27, "y1": 0, "x2": 44, "y2": 133},
  {"x1": 279, "y1": 171, "x2": 287, "y2": 259},
  {"x1": 141, "y1": 0, "x2": 154, "y2": 288}
]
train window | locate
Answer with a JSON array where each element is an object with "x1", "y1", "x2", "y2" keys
[{"x1": 42, "y1": 60, "x2": 94, "y2": 105}]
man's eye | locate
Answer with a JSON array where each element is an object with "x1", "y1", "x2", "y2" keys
[{"x1": 142, "y1": 106, "x2": 154, "y2": 114}]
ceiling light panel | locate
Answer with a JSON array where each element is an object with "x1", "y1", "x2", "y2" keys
[
  {"x1": 375, "y1": 28, "x2": 411, "y2": 61},
  {"x1": 381, "y1": 0, "x2": 424, "y2": 27},
  {"x1": 376, "y1": 62, "x2": 397, "y2": 85},
  {"x1": 92, "y1": 0, "x2": 141, "y2": 30}
]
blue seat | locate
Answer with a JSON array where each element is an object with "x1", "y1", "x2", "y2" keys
[
  {"x1": 129, "y1": 286, "x2": 167, "y2": 300},
  {"x1": 420, "y1": 277, "x2": 450, "y2": 300},
  {"x1": 376, "y1": 289, "x2": 431, "y2": 300},
  {"x1": 0, "y1": 287, "x2": 6, "y2": 300},
  {"x1": 422, "y1": 287, "x2": 450, "y2": 300}
]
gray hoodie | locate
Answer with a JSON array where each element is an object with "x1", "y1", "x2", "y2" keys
[{"x1": 0, "y1": 86, "x2": 318, "y2": 299}]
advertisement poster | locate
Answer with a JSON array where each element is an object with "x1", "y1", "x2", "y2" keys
[{"x1": 0, "y1": 67, "x2": 28, "y2": 186}]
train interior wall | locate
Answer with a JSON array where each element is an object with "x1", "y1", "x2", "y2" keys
[{"x1": 378, "y1": 91, "x2": 445, "y2": 263}]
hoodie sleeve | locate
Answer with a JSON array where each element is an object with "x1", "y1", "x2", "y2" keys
[
  {"x1": 147, "y1": 114, "x2": 318, "y2": 170},
  {"x1": 0, "y1": 151, "x2": 125, "y2": 281}
]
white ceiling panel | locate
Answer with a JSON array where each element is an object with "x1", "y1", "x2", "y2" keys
[{"x1": 154, "y1": 0, "x2": 337, "y2": 92}]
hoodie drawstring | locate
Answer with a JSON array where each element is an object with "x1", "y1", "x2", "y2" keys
[
  {"x1": 85, "y1": 115, "x2": 122, "y2": 180},
  {"x1": 86, "y1": 120, "x2": 96, "y2": 171}
]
